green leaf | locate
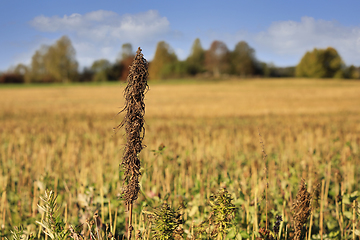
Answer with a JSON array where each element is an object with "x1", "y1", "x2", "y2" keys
[
  {"x1": 239, "y1": 230, "x2": 250, "y2": 239},
  {"x1": 343, "y1": 211, "x2": 352, "y2": 219},
  {"x1": 350, "y1": 191, "x2": 359, "y2": 197},
  {"x1": 328, "y1": 230, "x2": 339, "y2": 238},
  {"x1": 226, "y1": 228, "x2": 236, "y2": 239},
  {"x1": 326, "y1": 219, "x2": 338, "y2": 231}
]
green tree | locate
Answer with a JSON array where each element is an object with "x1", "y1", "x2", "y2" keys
[
  {"x1": 186, "y1": 38, "x2": 205, "y2": 75},
  {"x1": 29, "y1": 46, "x2": 49, "y2": 82},
  {"x1": 28, "y1": 36, "x2": 78, "y2": 83},
  {"x1": 205, "y1": 41, "x2": 230, "y2": 77},
  {"x1": 91, "y1": 59, "x2": 111, "y2": 73},
  {"x1": 91, "y1": 59, "x2": 111, "y2": 82},
  {"x1": 344, "y1": 65, "x2": 360, "y2": 79},
  {"x1": 231, "y1": 41, "x2": 256, "y2": 77},
  {"x1": 160, "y1": 61, "x2": 189, "y2": 79},
  {"x1": 296, "y1": 47, "x2": 344, "y2": 78},
  {"x1": 148, "y1": 41, "x2": 178, "y2": 80},
  {"x1": 44, "y1": 36, "x2": 78, "y2": 82},
  {"x1": 78, "y1": 67, "x2": 94, "y2": 82}
]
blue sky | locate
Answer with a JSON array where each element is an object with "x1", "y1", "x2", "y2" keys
[{"x1": 1, "y1": 0, "x2": 360, "y2": 71}]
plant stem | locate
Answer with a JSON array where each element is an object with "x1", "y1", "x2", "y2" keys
[
  {"x1": 353, "y1": 200, "x2": 356, "y2": 240},
  {"x1": 320, "y1": 179, "x2": 325, "y2": 240},
  {"x1": 128, "y1": 203, "x2": 133, "y2": 240},
  {"x1": 308, "y1": 213, "x2": 313, "y2": 240}
]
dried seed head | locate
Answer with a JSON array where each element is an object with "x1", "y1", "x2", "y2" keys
[
  {"x1": 117, "y1": 47, "x2": 149, "y2": 207},
  {"x1": 292, "y1": 179, "x2": 312, "y2": 240}
]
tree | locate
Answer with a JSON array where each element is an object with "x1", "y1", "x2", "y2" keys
[
  {"x1": 296, "y1": 47, "x2": 344, "y2": 78},
  {"x1": 119, "y1": 43, "x2": 134, "y2": 61},
  {"x1": 91, "y1": 59, "x2": 111, "y2": 73},
  {"x1": 205, "y1": 41, "x2": 230, "y2": 77},
  {"x1": 44, "y1": 36, "x2": 78, "y2": 82},
  {"x1": 29, "y1": 46, "x2": 49, "y2": 82},
  {"x1": 186, "y1": 38, "x2": 205, "y2": 75},
  {"x1": 6, "y1": 63, "x2": 31, "y2": 83},
  {"x1": 91, "y1": 59, "x2": 111, "y2": 82},
  {"x1": 148, "y1": 41, "x2": 178, "y2": 79},
  {"x1": 13, "y1": 63, "x2": 29, "y2": 76},
  {"x1": 344, "y1": 65, "x2": 360, "y2": 79},
  {"x1": 78, "y1": 67, "x2": 94, "y2": 82},
  {"x1": 231, "y1": 41, "x2": 256, "y2": 76},
  {"x1": 0, "y1": 73, "x2": 24, "y2": 83},
  {"x1": 117, "y1": 43, "x2": 135, "y2": 81},
  {"x1": 15, "y1": 64, "x2": 31, "y2": 83},
  {"x1": 28, "y1": 36, "x2": 78, "y2": 83}
]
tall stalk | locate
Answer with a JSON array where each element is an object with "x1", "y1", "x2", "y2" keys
[
  {"x1": 292, "y1": 179, "x2": 312, "y2": 240},
  {"x1": 117, "y1": 47, "x2": 148, "y2": 240}
]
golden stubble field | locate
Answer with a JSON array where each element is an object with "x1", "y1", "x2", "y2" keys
[
  {"x1": 0, "y1": 79, "x2": 359, "y2": 239},
  {"x1": 1, "y1": 79, "x2": 360, "y2": 116}
]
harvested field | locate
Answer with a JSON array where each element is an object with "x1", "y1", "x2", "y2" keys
[{"x1": 0, "y1": 79, "x2": 359, "y2": 239}]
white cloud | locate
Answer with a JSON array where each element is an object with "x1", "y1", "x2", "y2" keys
[
  {"x1": 253, "y1": 16, "x2": 360, "y2": 65},
  {"x1": 200, "y1": 17, "x2": 360, "y2": 66},
  {"x1": 30, "y1": 10, "x2": 170, "y2": 43},
  {"x1": 26, "y1": 13, "x2": 360, "y2": 68},
  {"x1": 28, "y1": 10, "x2": 173, "y2": 68}
]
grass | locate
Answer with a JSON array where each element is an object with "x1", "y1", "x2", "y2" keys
[{"x1": 0, "y1": 78, "x2": 359, "y2": 239}]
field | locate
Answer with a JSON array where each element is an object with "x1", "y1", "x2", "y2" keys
[{"x1": 0, "y1": 79, "x2": 359, "y2": 239}]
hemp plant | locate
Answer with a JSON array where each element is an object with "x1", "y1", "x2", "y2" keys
[
  {"x1": 145, "y1": 203, "x2": 184, "y2": 240},
  {"x1": 116, "y1": 47, "x2": 149, "y2": 240},
  {"x1": 196, "y1": 188, "x2": 236, "y2": 239}
]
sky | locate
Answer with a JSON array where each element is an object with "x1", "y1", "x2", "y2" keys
[{"x1": 1, "y1": 0, "x2": 360, "y2": 71}]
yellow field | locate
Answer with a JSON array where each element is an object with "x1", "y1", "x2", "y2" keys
[
  {"x1": 1, "y1": 78, "x2": 359, "y2": 116},
  {"x1": 0, "y1": 79, "x2": 359, "y2": 239}
]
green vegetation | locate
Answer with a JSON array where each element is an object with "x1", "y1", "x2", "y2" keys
[
  {"x1": 91, "y1": 59, "x2": 112, "y2": 82},
  {"x1": 0, "y1": 79, "x2": 359, "y2": 239},
  {"x1": 148, "y1": 41, "x2": 178, "y2": 80},
  {"x1": 186, "y1": 38, "x2": 206, "y2": 76},
  {"x1": 296, "y1": 47, "x2": 344, "y2": 79},
  {"x1": 230, "y1": 41, "x2": 257, "y2": 77},
  {"x1": 2, "y1": 35, "x2": 359, "y2": 84},
  {"x1": 28, "y1": 36, "x2": 78, "y2": 83}
]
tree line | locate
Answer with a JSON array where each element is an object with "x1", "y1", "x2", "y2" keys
[{"x1": 1, "y1": 35, "x2": 359, "y2": 83}]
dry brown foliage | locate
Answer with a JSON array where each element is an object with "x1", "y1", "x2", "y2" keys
[
  {"x1": 292, "y1": 179, "x2": 312, "y2": 240},
  {"x1": 116, "y1": 47, "x2": 149, "y2": 207}
]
